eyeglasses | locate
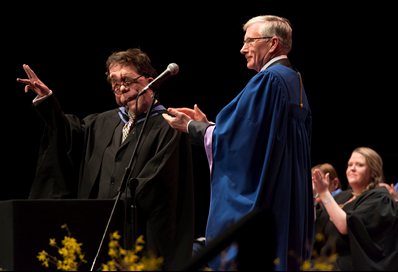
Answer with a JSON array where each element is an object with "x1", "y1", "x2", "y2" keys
[
  {"x1": 110, "y1": 75, "x2": 143, "y2": 95},
  {"x1": 242, "y1": 36, "x2": 272, "y2": 46}
]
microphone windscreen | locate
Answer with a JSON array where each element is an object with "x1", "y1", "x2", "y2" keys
[{"x1": 167, "y1": 63, "x2": 179, "y2": 75}]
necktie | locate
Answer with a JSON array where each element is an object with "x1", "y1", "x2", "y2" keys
[{"x1": 122, "y1": 113, "x2": 135, "y2": 143}]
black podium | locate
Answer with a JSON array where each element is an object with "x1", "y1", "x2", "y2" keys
[{"x1": 0, "y1": 199, "x2": 124, "y2": 271}]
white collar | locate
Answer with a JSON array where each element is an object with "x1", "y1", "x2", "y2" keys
[{"x1": 260, "y1": 55, "x2": 288, "y2": 71}]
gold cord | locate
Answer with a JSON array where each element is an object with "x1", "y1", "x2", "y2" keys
[{"x1": 297, "y1": 71, "x2": 303, "y2": 109}]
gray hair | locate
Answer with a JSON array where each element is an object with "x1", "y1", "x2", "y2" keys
[{"x1": 243, "y1": 15, "x2": 292, "y2": 53}]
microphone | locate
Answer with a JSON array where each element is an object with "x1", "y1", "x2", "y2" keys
[{"x1": 138, "y1": 63, "x2": 179, "y2": 96}]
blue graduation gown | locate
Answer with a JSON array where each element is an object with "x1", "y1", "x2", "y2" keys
[{"x1": 206, "y1": 63, "x2": 314, "y2": 270}]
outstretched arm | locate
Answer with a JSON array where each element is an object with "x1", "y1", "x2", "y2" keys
[{"x1": 162, "y1": 104, "x2": 210, "y2": 133}]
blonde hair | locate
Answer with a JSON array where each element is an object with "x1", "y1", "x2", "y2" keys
[{"x1": 352, "y1": 147, "x2": 384, "y2": 189}]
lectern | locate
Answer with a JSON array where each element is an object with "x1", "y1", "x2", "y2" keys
[{"x1": 0, "y1": 199, "x2": 123, "y2": 271}]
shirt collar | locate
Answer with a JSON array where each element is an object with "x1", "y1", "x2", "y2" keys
[
  {"x1": 260, "y1": 55, "x2": 288, "y2": 71},
  {"x1": 118, "y1": 103, "x2": 166, "y2": 124}
]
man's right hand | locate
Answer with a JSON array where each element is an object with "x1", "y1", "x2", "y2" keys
[
  {"x1": 162, "y1": 104, "x2": 210, "y2": 133},
  {"x1": 16, "y1": 64, "x2": 51, "y2": 97}
]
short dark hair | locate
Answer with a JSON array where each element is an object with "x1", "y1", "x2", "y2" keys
[{"x1": 106, "y1": 48, "x2": 158, "y2": 79}]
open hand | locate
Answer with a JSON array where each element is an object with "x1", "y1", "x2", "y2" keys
[{"x1": 16, "y1": 64, "x2": 51, "y2": 97}]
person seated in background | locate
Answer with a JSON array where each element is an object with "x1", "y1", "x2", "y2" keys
[
  {"x1": 312, "y1": 147, "x2": 398, "y2": 270},
  {"x1": 312, "y1": 163, "x2": 342, "y2": 202},
  {"x1": 311, "y1": 163, "x2": 342, "y2": 261}
]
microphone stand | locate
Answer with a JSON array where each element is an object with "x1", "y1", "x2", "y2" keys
[{"x1": 90, "y1": 91, "x2": 159, "y2": 271}]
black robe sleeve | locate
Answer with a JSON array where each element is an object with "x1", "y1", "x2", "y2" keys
[{"x1": 29, "y1": 95, "x2": 83, "y2": 199}]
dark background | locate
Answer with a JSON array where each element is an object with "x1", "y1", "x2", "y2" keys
[{"x1": 2, "y1": 1, "x2": 397, "y2": 237}]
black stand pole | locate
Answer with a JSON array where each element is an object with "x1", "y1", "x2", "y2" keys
[{"x1": 90, "y1": 93, "x2": 158, "y2": 271}]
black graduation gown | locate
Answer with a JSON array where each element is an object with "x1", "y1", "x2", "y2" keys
[
  {"x1": 29, "y1": 95, "x2": 194, "y2": 270},
  {"x1": 316, "y1": 188, "x2": 398, "y2": 270}
]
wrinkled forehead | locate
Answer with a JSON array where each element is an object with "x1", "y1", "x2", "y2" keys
[{"x1": 108, "y1": 64, "x2": 138, "y2": 78}]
